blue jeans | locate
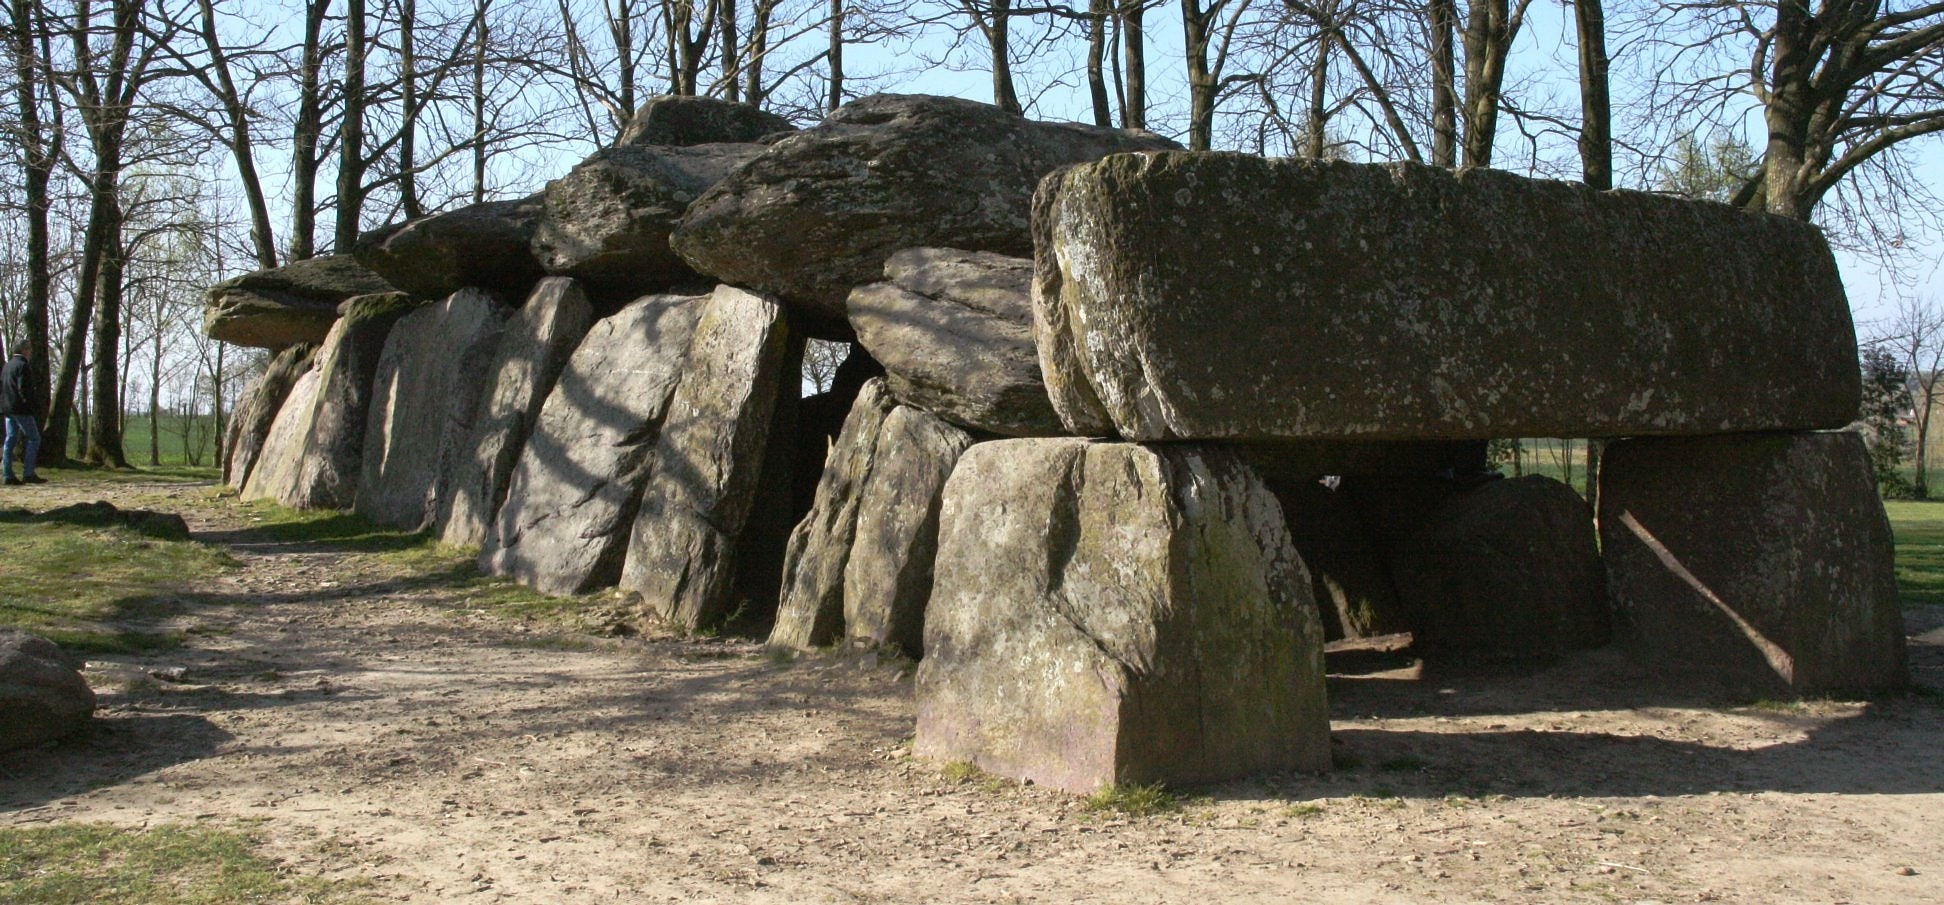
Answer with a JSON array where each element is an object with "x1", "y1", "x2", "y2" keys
[{"x1": 3, "y1": 414, "x2": 40, "y2": 479}]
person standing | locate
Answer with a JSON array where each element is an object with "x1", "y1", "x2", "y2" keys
[{"x1": 1, "y1": 341, "x2": 45, "y2": 485}]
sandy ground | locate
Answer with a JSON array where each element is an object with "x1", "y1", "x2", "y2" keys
[{"x1": 3, "y1": 477, "x2": 1942, "y2": 904}]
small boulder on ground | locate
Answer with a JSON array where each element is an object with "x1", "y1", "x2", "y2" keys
[
  {"x1": 353, "y1": 195, "x2": 547, "y2": 301},
  {"x1": 617, "y1": 95, "x2": 796, "y2": 147},
  {"x1": 670, "y1": 94, "x2": 1180, "y2": 329},
  {"x1": 532, "y1": 143, "x2": 766, "y2": 297},
  {"x1": 30, "y1": 501, "x2": 191, "y2": 541},
  {"x1": 204, "y1": 255, "x2": 396, "y2": 349},
  {"x1": 482, "y1": 291, "x2": 707, "y2": 596},
  {"x1": 0, "y1": 631, "x2": 94, "y2": 751},
  {"x1": 916, "y1": 438, "x2": 1329, "y2": 794},
  {"x1": 848, "y1": 248, "x2": 1062, "y2": 437},
  {"x1": 1599, "y1": 431, "x2": 1906, "y2": 695}
]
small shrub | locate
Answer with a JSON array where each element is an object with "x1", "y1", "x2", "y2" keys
[{"x1": 1082, "y1": 782, "x2": 1179, "y2": 817}]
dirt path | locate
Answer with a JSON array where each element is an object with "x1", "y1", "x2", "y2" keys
[{"x1": 4, "y1": 478, "x2": 1942, "y2": 904}]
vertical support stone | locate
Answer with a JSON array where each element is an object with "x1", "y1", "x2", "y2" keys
[
  {"x1": 842, "y1": 405, "x2": 974, "y2": 656},
  {"x1": 916, "y1": 439, "x2": 1330, "y2": 794},
  {"x1": 621, "y1": 286, "x2": 791, "y2": 632},
  {"x1": 1598, "y1": 431, "x2": 1906, "y2": 696}
]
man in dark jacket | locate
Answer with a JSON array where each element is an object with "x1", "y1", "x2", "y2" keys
[{"x1": 1, "y1": 341, "x2": 45, "y2": 485}]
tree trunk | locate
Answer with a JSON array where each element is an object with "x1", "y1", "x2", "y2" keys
[
  {"x1": 88, "y1": 193, "x2": 129, "y2": 469},
  {"x1": 1119, "y1": 0, "x2": 1144, "y2": 129},
  {"x1": 826, "y1": 0, "x2": 842, "y2": 112},
  {"x1": 149, "y1": 308, "x2": 161, "y2": 466},
  {"x1": 334, "y1": 0, "x2": 368, "y2": 253},
  {"x1": 8, "y1": 0, "x2": 56, "y2": 441},
  {"x1": 1086, "y1": 0, "x2": 1110, "y2": 126},
  {"x1": 745, "y1": 0, "x2": 773, "y2": 103},
  {"x1": 399, "y1": 0, "x2": 422, "y2": 219},
  {"x1": 721, "y1": 0, "x2": 739, "y2": 100},
  {"x1": 1180, "y1": 0, "x2": 1214, "y2": 150},
  {"x1": 988, "y1": 0, "x2": 1020, "y2": 113},
  {"x1": 1761, "y1": 0, "x2": 1814, "y2": 219},
  {"x1": 197, "y1": 0, "x2": 278, "y2": 267},
  {"x1": 1305, "y1": 13, "x2": 1331, "y2": 157},
  {"x1": 212, "y1": 341, "x2": 226, "y2": 472},
  {"x1": 1572, "y1": 0, "x2": 1610, "y2": 190},
  {"x1": 291, "y1": 0, "x2": 330, "y2": 261},
  {"x1": 1459, "y1": 0, "x2": 1511, "y2": 168},
  {"x1": 473, "y1": 0, "x2": 488, "y2": 202},
  {"x1": 1428, "y1": 0, "x2": 1457, "y2": 167}
]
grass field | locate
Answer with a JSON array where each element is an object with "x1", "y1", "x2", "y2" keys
[{"x1": 1886, "y1": 499, "x2": 1944, "y2": 608}]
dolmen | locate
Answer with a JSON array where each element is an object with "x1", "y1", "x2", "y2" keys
[{"x1": 208, "y1": 94, "x2": 1906, "y2": 797}]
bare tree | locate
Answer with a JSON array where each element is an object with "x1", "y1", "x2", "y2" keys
[{"x1": 1880, "y1": 294, "x2": 1944, "y2": 498}]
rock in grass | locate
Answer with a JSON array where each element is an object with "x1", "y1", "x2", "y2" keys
[
  {"x1": 1033, "y1": 152, "x2": 1861, "y2": 440},
  {"x1": 916, "y1": 439, "x2": 1329, "y2": 793},
  {"x1": 1599, "y1": 431, "x2": 1906, "y2": 695},
  {"x1": 0, "y1": 631, "x2": 94, "y2": 751}
]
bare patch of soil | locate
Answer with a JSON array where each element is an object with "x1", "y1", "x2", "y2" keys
[{"x1": 3, "y1": 477, "x2": 1941, "y2": 903}]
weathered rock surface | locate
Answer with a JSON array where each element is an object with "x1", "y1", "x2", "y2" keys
[
  {"x1": 1269, "y1": 478, "x2": 1409, "y2": 641},
  {"x1": 244, "y1": 293, "x2": 421, "y2": 509},
  {"x1": 355, "y1": 290, "x2": 512, "y2": 529},
  {"x1": 205, "y1": 255, "x2": 396, "y2": 349},
  {"x1": 481, "y1": 291, "x2": 706, "y2": 596},
  {"x1": 436, "y1": 278, "x2": 596, "y2": 548},
  {"x1": 767, "y1": 380, "x2": 899, "y2": 651},
  {"x1": 670, "y1": 94, "x2": 1180, "y2": 326},
  {"x1": 353, "y1": 195, "x2": 546, "y2": 300},
  {"x1": 621, "y1": 286, "x2": 791, "y2": 632},
  {"x1": 532, "y1": 143, "x2": 765, "y2": 295},
  {"x1": 1034, "y1": 153, "x2": 1861, "y2": 440},
  {"x1": 916, "y1": 439, "x2": 1329, "y2": 793},
  {"x1": 1389, "y1": 476, "x2": 1609, "y2": 658},
  {"x1": 842, "y1": 405, "x2": 974, "y2": 655},
  {"x1": 0, "y1": 631, "x2": 94, "y2": 751},
  {"x1": 1599, "y1": 431, "x2": 1906, "y2": 695},
  {"x1": 848, "y1": 248, "x2": 1061, "y2": 436},
  {"x1": 618, "y1": 95, "x2": 796, "y2": 147},
  {"x1": 242, "y1": 368, "x2": 323, "y2": 503},
  {"x1": 224, "y1": 343, "x2": 316, "y2": 490}
]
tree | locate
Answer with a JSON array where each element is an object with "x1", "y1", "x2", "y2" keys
[
  {"x1": 1859, "y1": 343, "x2": 1914, "y2": 497},
  {"x1": 1882, "y1": 294, "x2": 1944, "y2": 499}
]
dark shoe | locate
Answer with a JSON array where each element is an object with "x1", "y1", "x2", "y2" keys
[
  {"x1": 21, "y1": 475, "x2": 45, "y2": 484},
  {"x1": 1, "y1": 477, "x2": 17, "y2": 486}
]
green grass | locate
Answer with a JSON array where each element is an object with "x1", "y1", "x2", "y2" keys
[
  {"x1": 1886, "y1": 499, "x2": 1944, "y2": 607},
  {"x1": 0, "y1": 822, "x2": 363, "y2": 904},
  {"x1": 0, "y1": 511, "x2": 233, "y2": 654},
  {"x1": 1081, "y1": 782, "x2": 1180, "y2": 817}
]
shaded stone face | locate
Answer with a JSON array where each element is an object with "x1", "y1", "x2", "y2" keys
[
  {"x1": 1034, "y1": 152, "x2": 1861, "y2": 441},
  {"x1": 767, "y1": 380, "x2": 900, "y2": 652},
  {"x1": 841, "y1": 405, "x2": 974, "y2": 656},
  {"x1": 670, "y1": 94, "x2": 1181, "y2": 328},
  {"x1": 620, "y1": 286, "x2": 792, "y2": 632},
  {"x1": 848, "y1": 248, "x2": 1063, "y2": 437},
  {"x1": 1599, "y1": 431, "x2": 1907, "y2": 696},
  {"x1": 243, "y1": 292, "x2": 422, "y2": 510},
  {"x1": 224, "y1": 343, "x2": 317, "y2": 491},
  {"x1": 617, "y1": 95, "x2": 797, "y2": 148},
  {"x1": 0, "y1": 631, "x2": 94, "y2": 752},
  {"x1": 532, "y1": 143, "x2": 765, "y2": 297},
  {"x1": 1388, "y1": 475, "x2": 1610, "y2": 658},
  {"x1": 355, "y1": 290, "x2": 513, "y2": 531},
  {"x1": 353, "y1": 195, "x2": 547, "y2": 301},
  {"x1": 1266, "y1": 477, "x2": 1409, "y2": 642},
  {"x1": 480, "y1": 291, "x2": 707, "y2": 597},
  {"x1": 436, "y1": 278, "x2": 596, "y2": 549},
  {"x1": 204, "y1": 255, "x2": 396, "y2": 349},
  {"x1": 915, "y1": 439, "x2": 1330, "y2": 794}
]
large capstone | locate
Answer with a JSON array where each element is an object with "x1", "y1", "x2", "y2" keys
[
  {"x1": 223, "y1": 343, "x2": 317, "y2": 491},
  {"x1": 355, "y1": 289, "x2": 512, "y2": 530},
  {"x1": 0, "y1": 631, "x2": 94, "y2": 751},
  {"x1": 353, "y1": 195, "x2": 547, "y2": 301},
  {"x1": 767, "y1": 379, "x2": 900, "y2": 652},
  {"x1": 670, "y1": 94, "x2": 1180, "y2": 328},
  {"x1": 242, "y1": 292, "x2": 421, "y2": 509},
  {"x1": 1034, "y1": 153, "x2": 1861, "y2": 440},
  {"x1": 620, "y1": 286, "x2": 791, "y2": 632},
  {"x1": 1599, "y1": 431, "x2": 1906, "y2": 696},
  {"x1": 204, "y1": 255, "x2": 396, "y2": 349},
  {"x1": 848, "y1": 248, "x2": 1062, "y2": 436},
  {"x1": 481, "y1": 291, "x2": 705, "y2": 596},
  {"x1": 617, "y1": 94, "x2": 796, "y2": 147},
  {"x1": 915, "y1": 439, "x2": 1329, "y2": 793},
  {"x1": 532, "y1": 143, "x2": 765, "y2": 297},
  {"x1": 1388, "y1": 475, "x2": 1610, "y2": 658},
  {"x1": 436, "y1": 278, "x2": 596, "y2": 548}
]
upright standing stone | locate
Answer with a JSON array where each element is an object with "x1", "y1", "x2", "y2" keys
[
  {"x1": 242, "y1": 368, "x2": 323, "y2": 503},
  {"x1": 355, "y1": 289, "x2": 512, "y2": 529},
  {"x1": 1034, "y1": 152, "x2": 1861, "y2": 441},
  {"x1": 620, "y1": 287, "x2": 790, "y2": 632},
  {"x1": 224, "y1": 343, "x2": 316, "y2": 491},
  {"x1": 1389, "y1": 476, "x2": 1610, "y2": 658},
  {"x1": 481, "y1": 292, "x2": 706, "y2": 595},
  {"x1": 1599, "y1": 431, "x2": 1906, "y2": 695},
  {"x1": 244, "y1": 292, "x2": 420, "y2": 509},
  {"x1": 767, "y1": 380, "x2": 899, "y2": 651},
  {"x1": 916, "y1": 439, "x2": 1329, "y2": 793},
  {"x1": 842, "y1": 406, "x2": 974, "y2": 655},
  {"x1": 436, "y1": 278, "x2": 596, "y2": 548}
]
